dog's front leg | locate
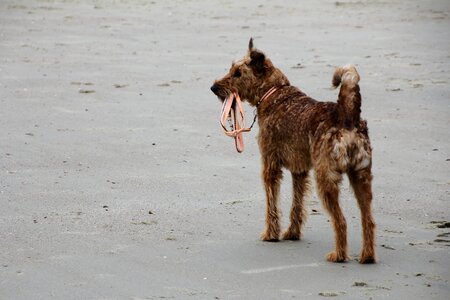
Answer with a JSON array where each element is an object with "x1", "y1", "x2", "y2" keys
[
  {"x1": 282, "y1": 171, "x2": 310, "y2": 240},
  {"x1": 260, "y1": 161, "x2": 282, "y2": 242}
]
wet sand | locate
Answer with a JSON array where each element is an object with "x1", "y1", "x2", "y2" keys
[{"x1": 1, "y1": 0, "x2": 449, "y2": 299}]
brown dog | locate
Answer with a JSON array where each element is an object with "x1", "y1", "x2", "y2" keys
[{"x1": 211, "y1": 39, "x2": 375, "y2": 263}]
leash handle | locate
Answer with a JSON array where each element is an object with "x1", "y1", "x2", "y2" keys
[
  {"x1": 219, "y1": 87, "x2": 280, "y2": 153},
  {"x1": 220, "y1": 92, "x2": 250, "y2": 152}
]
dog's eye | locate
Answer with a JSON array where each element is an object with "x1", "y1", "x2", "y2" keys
[{"x1": 233, "y1": 70, "x2": 241, "y2": 78}]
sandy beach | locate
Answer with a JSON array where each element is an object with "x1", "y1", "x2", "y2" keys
[{"x1": 1, "y1": 0, "x2": 449, "y2": 299}]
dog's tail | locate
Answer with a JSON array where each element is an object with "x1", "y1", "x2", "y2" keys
[{"x1": 332, "y1": 65, "x2": 361, "y2": 128}]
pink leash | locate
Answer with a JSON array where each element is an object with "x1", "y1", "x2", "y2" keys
[
  {"x1": 220, "y1": 92, "x2": 249, "y2": 153},
  {"x1": 220, "y1": 87, "x2": 279, "y2": 153}
]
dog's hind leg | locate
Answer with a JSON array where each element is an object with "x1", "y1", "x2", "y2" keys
[
  {"x1": 348, "y1": 168, "x2": 376, "y2": 263},
  {"x1": 261, "y1": 160, "x2": 283, "y2": 242},
  {"x1": 282, "y1": 171, "x2": 309, "y2": 240},
  {"x1": 316, "y1": 168, "x2": 348, "y2": 262}
]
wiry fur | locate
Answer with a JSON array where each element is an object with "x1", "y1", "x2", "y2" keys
[{"x1": 211, "y1": 39, "x2": 376, "y2": 263}]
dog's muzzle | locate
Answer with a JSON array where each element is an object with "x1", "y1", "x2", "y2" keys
[{"x1": 210, "y1": 84, "x2": 219, "y2": 95}]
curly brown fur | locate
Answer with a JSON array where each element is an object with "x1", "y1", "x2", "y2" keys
[{"x1": 211, "y1": 39, "x2": 376, "y2": 263}]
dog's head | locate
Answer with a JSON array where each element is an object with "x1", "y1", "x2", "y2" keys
[{"x1": 210, "y1": 38, "x2": 290, "y2": 106}]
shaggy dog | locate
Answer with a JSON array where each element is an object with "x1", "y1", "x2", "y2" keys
[{"x1": 211, "y1": 39, "x2": 375, "y2": 263}]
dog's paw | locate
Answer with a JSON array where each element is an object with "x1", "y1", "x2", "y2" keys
[
  {"x1": 281, "y1": 229, "x2": 301, "y2": 241},
  {"x1": 260, "y1": 230, "x2": 279, "y2": 242},
  {"x1": 326, "y1": 251, "x2": 347, "y2": 263},
  {"x1": 359, "y1": 252, "x2": 376, "y2": 264}
]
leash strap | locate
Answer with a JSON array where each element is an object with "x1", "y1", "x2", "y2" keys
[
  {"x1": 220, "y1": 92, "x2": 250, "y2": 152},
  {"x1": 220, "y1": 87, "x2": 280, "y2": 153}
]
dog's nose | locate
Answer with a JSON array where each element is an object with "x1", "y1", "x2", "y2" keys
[{"x1": 210, "y1": 84, "x2": 219, "y2": 94}]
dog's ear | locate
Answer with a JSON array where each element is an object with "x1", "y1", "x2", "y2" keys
[
  {"x1": 249, "y1": 49, "x2": 266, "y2": 75},
  {"x1": 248, "y1": 37, "x2": 267, "y2": 75}
]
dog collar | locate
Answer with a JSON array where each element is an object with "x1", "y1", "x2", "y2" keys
[{"x1": 256, "y1": 86, "x2": 281, "y2": 107}]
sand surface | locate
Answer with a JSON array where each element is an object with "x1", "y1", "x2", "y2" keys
[{"x1": 1, "y1": 0, "x2": 449, "y2": 299}]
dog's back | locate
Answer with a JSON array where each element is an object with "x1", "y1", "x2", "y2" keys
[{"x1": 256, "y1": 65, "x2": 370, "y2": 174}]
